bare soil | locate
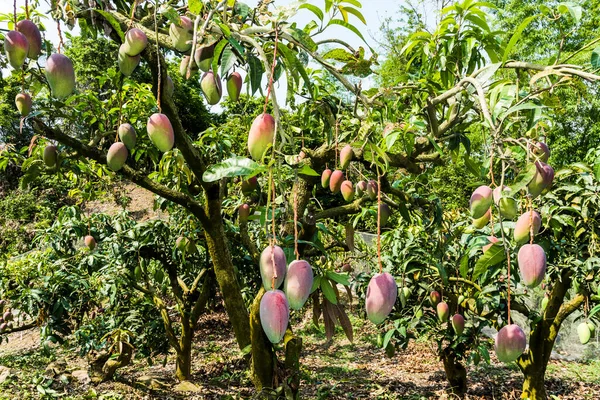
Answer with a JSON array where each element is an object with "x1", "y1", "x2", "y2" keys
[{"x1": 0, "y1": 309, "x2": 598, "y2": 399}]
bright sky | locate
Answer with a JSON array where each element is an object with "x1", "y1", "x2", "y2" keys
[{"x1": 1, "y1": 1, "x2": 428, "y2": 107}]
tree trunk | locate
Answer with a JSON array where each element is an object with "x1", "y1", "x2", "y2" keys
[
  {"x1": 284, "y1": 334, "x2": 302, "y2": 399},
  {"x1": 521, "y1": 366, "x2": 548, "y2": 400},
  {"x1": 250, "y1": 288, "x2": 275, "y2": 391},
  {"x1": 176, "y1": 320, "x2": 193, "y2": 381},
  {"x1": 441, "y1": 350, "x2": 467, "y2": 397},
  {"x1": 202, "y1": 200, "x2": 251, "y2": 351}
]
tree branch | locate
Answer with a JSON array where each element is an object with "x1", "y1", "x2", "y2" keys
[{"x1": 31, "y1": 119, "x2": 210, "y2": 225}]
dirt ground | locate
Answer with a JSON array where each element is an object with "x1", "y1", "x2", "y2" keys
[{"x1": 0, "y1": 309, "x2": 598, "y2": 400}]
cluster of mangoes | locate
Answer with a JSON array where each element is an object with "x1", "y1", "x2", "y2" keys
[
  {"x1": 469, "y1": 142, "x2": 555, "y2": 362},
  {"x1": 258, "y1": 245, "x2": 314, "y2": 343},
  {"x1": 0, "y1": 300, "x2": 14, "y2": 333}
]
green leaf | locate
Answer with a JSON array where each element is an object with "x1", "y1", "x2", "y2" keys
[
  {"x1": 460, "y1": 254, "x2": 470, "y2": 278},
  {"x1": 277, "y1": 43, "x2": 314, "y2": 98},
  {"x1": 322, "y1": 48, "x2": 355, "y2": 62},
  {"x1": 327, "y1": 19, "x2": 372, "y2": 51},
  {"x1": 338, "y1": 6, "x2": 366, "y2": 24},
  {"x1": 326, "y1": 270, "x2": 350, "y2": 286},
  {"x1": 591, "y1": 46, "x2": 600, "y2": 68},
  {"x1": 382, "y1": 328, "x2": 395, "y2": 348},
  {"x1": 298, "y1": 3, "x2": 324, "y2": 21},
  {"x1": 509, "y1": 163, "x2": 537, "y2": 193},
  {"x1": 247, "y1": 55, "x2": 264, "y2": 95},
  {"x1": 284, "y1": 27, "x2": 318, "y2": 52},
  {"x1": 188, "y1": 0, "x2": 203, "y2": 15},
  {"x1": 310, "y1": 276, "x2": 321, "y2": 293},
  {"x1": 93, "y1": 9, "x2": 124, "y2": 41},
  {"x1": 298, "y1": 164, "x2": 320, "y2": 177},
  {"x1": 211, "y1": 39, "x2": 229, "y2": 77},
  {"x1": 320, "y1": 278, "x2": 338, "y2": 304},
  {"x1": 558, "y1": 2, "x2": 582, "y2": 23},
  {"x1": 502, "y1": 16, "x2": 536, "y2": 62},
  {"x1": 473, "y1": 243, "x2": 506, "y2": 280},
  {"x1": 220, "y1": 46, "x2": 237, "y2": 77},
  {"x1": 202, "y1": 156, "x2": 266, "y2": 182},
  {"x1": 227, "y1": 36, "x2": 245, "y2": 55}
]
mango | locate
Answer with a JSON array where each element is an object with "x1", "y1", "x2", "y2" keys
[
  {"x1": 341, "y1": 180, "x2": 354, "y2": 202},
  {"x1": 528, "y1": 162, "x2": 554, "y2": 198},
  {"x1": 578, "y1": 322, "x2": 591, "y2": 344},
  {"x1": 179, "y1": 55, "x2": 197, "y2": 79},
  {"x1": 452, "y1": 314, "x2": 465, "y2": 335},
  {"x1": 45, "y1": 53, "x2": 76, "y2": 98},
  {"x1": 165, "y1": 75, "x2": 175, "y2": 98},
  {"x1": 241, "y1": 176, "x2": 258, "y2": 195},
  {"x1": 259, "y1": 289, "x2": 289, "y2": 343},
  {"x1": 169, "y1": 16, "x2": 193, "y2": 52},
  {"x1": 482, "y1": 236, "x2": 499, "y2": 253},
  {"x1": 339, "y1": 145, "x2": 353, "y2": 169},
  {"x1": 15, "y1": 92, "x2": 32, "y2": 116},
  {"x1": 107, "y1": 142, "x2": 128, "y2": 171},
  {"x1": 514, "y1": 210, "x2": 541, "y2": 244},
  {"x1": 118, "y1": 44, "x2": 141, "y2": 76},
  {"x1": 329, "y1": 170, "x2": 344, "y2": 193},
  {"x1": 493, "y1": 186, "x2": 518, "y2": 219},
  {"x1": 284, "y1": 260, "x2": 314, "y2": 310},
  {"x1": 16, "y1": 20, "x2": 42, "y2": 59},
  {"x1": 321, "y1": 169, "x2": 332, "y2": 188},
  {"x1": 227, "y1": 72, "x2": 243, "y2": 102},
  {"x1": 118, "y1": 123, "x2": 137, "y2": 150},
  {"x1": 84, "y1": 235, "x2": 96, "y2": 250},
  {"x1": 356, "y1": 180, "x2": 367, "y2": 197},
  {"x1": 495, "y1": 324, "x2": 526, "y2": 363},
  {"x1": 437, "y1": 301, "x2": 449, "y2": 322},
  {"x1": 4, "y1": 30, "x2": 28, "y2": 70},
  {"x1": 247, "y1": 113, "x2": 275, "y2": 160},
  {"x1": 469, "y1": 185, "x2": 493, "y2": 219},
  {"x1": 367, "y1": 180, "x2": 378, "y2": 200},
  {"x1": 260, "y1": 245, "x2": 287, "y2": 290},
  {"x1": 472, "y1": 208, "x2": 491, "y2": 229},
  {"x1": 429, "y1": 290, "x2": 440, "y2": 306},
  {"x1": 194, "y1": 44, "x2": 214, "y2": 72},
  {"x1": 365, "y1": 272, "x2": 397, "y2": 324},
  {"x1": 239, "y1": 204, "x2": 250, "y2": 222},
  {"x1": 200, "y1": 71, "x2": 222, "y2": 105},
  {"x1": 147, "y1": 113, "x2": 175, "y2": 152},
  {"x1": 379, "y1": 203, "x2": 391, "y2": 227},
  {"x1": 43, "y1": 145, "x2": 58, "y2": 167},
  {"x1": 530, "y1": 142, "x2": 550, "y2": 163},
  {"x1": 122, "y1": 28, "x2": 148, "y2": 56},
  {"x1": 517, "y1": 243, "x2": 546, "y2": 288}
]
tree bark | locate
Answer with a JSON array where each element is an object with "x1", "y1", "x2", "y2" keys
[
  {"x1": 176, "y1": 320, "x2": 193, "y2": 381},
  {"x1": 441, "y1": 349, "x2": 467, "y2": 397},
  {"x1": 202, "y1": 198, "x2": 251, "y2": 351},
  {"x1": 284, "y1": 334, "x2": 303, "y2": 399}
]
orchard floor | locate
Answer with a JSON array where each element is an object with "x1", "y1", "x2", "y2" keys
[{"x1": 0, "y1": 310, "x2": 599, "y2": 400}]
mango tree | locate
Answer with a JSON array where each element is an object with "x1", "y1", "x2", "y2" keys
[{"x1": 3, "y1": 0, "x2": 599, "y2": 397}]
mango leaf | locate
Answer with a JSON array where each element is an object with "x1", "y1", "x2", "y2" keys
[
  {"x1": 322, "y1": 48, "x2": 355, "y2": 62},
  {"x1": 277, "y1": 43, "x2": 314, "y2": 98},
  {"x1": 473, "y1": 243, "x2": 506, "y2": 280},
  {"x1": 326, "y1": 270, "x2": 350, "y2": 286},
  {"x1": 327, "y1": 19, "x2": 372, "y2": 51},
  {"x1": 298, "y1": 3, "x2": 323, "y2": 21},
  {"x1": 558, "y1": 2, "x2": 582, "y2": 23},
  {"x1": 320, "y1": 278, "x2": 338, "y2": 305},
  {"x1": 202, "y1": 156, "x2": 266, "y2": 182},
  {"x1": 247, "y1": 55, "x2": 263, "y2": 95},
  {"x1": 93, "y1": 9, "x2": 124, "y2": 41},
  {"x1": 297, "y1": 164, "x2": 320, "y2": 176},
  {"x1": 338, "y1": 5, "x2": 366, "y2": 24},
  {"x1": 211, "y1": 39, "x2": 229, "y2": 76},
  {"x1": 591, "y1": 46, "x2": 600, "y2": 68},
  {"x1": 502, "y1": 16, "x2": 536, "y2": 62},
  {"x1": 509, "y1": 163, "x2": 537, "y2": 193},
  {"x1": 220, "y1": 46, "x2": 237, "y2": 77},
  {"x1": 188, "y1": 0, "x2": 203, "y2": 15},
  {"x1": 284, "y1": 27, "x2": 318, "y2": 52}
]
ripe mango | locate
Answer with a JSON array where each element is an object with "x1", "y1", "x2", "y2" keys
[
  {"x1": 247, "y1": 113, "x2": 275, "y2": 160},
  {"x1": 495, "y1": 324, "x2": 526, "y2": 363},
  {"x1": 147, "y1": 113, "x2": 175, "y2": 152},
  {"x1": 284, "y1": 260, "x2": 314, "y2": 310}
]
